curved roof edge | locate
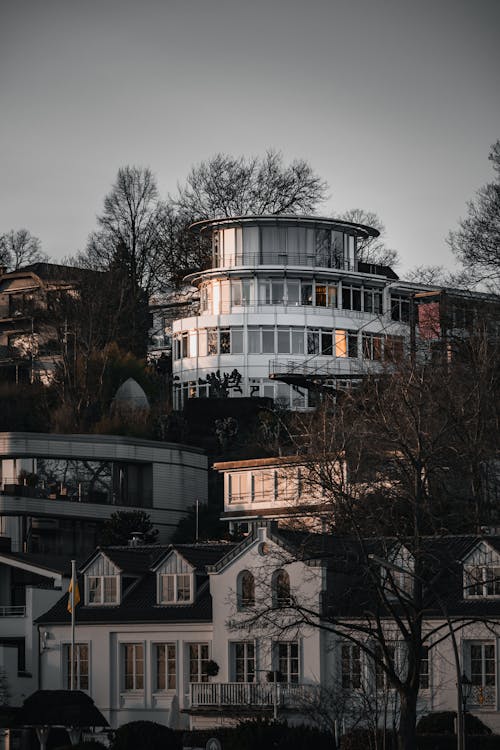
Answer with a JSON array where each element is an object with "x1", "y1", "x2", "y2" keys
[{"x1": 189, "y1": 214, "x2": 380, "y2": 239}]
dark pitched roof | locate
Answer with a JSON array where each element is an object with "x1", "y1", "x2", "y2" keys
[
  {"x1": 14, "y1": 690, "x2": 108, "y2": 728},
  {"x1": 0, "y1": 551, "x2": 73, "y2": 576},
  {"x1": 38, "y1": 542, "x2": 234, "y2": 626}
]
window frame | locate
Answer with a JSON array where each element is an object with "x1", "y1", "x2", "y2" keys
[
  {"x1": 154, "y1": 642, "x2": 177, "y2": 692},
  {"x1": 123, "y1": 642, "x2": 144, "y2": 692},
  {"x1": 158, "y1": 573, "x2": 193, "y2": 604},
  {"x1": 231, "y1": 641, "x2": 256, "y2": 683},
  {"x1": 86, "y1": 574, "x2": 119, "y2": 606},
  {"x1": 64, "y1": 642, "x2": 89, "y2": 691},
  {"x1": 188, "y1": 642, "x2": 210, "y2": 683},
  {"x1": 275, "y1": 640, "x2": 299, "y2": 684}
]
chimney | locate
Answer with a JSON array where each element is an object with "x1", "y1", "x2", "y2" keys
[{"x1": 128, "y1": 531, "x2": 144, "y2": 547}]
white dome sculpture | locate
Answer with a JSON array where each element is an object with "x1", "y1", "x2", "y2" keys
[{"x1": 112, "y1": 378, "x2": 150, "y2": 412}]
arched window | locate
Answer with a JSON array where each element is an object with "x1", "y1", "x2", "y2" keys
[
  {"x1": 273, "y1": 569, "x2": 291, "y2": 607},
  {"x1": 238, "y1": 570, "x2": 255, "y2": 609}
]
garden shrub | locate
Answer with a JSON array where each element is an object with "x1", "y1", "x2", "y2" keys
[
  {"x1": 110, "y1": 720, "x2": 181, "y2": 750},
  {"x1": 416, "y1": 711, "x2": 492, "y2": 735}
]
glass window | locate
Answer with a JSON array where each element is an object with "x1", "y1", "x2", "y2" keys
[
  {"x1": 375, "y1": 643, "x2": 396, "y2": 690},
  {"x1": 385, "y1": 335, "x2": 404, "y2": 361},
  {"x1": 181, "y1": 333, "x2": 188, "y2": 359},
  {"x1": 278, "y1": 328, "x2": 290, "y2": 354},
  {"x1": 341, "y1": 644, "x2": 361, "y2": 689},
  {"x1": 274, "y1": 570, "x2": 291, "y2": 607},
  {"x1": 276, "y1": 641, "x2": 299, "y2": 683},
  {"x1": 248, "y1": 328, "x2": 260, "y2": 354},
  {"x1": 189, "y1": 643, "x2": 209, "y2": 683},
  {"x1": 262, "y1": 327, "x2": 275, "y2": 354},
  {"x1": 65, "y1": 643, "x2": 89, "y2": 690},
  {"x1": 420, "y1": 646, "x2": 430, "y2": 690},
  {"x1": 287, "y1": 280, "x2": 300, "y2": 305},
  {"x1": 239, "y1": 570, "x2": 255, "y2": 609},
  {"x1": 259, "y1": 281, "x2": 271, "y2": 305},
  {"x1": 198, "y1": 330, "x2": 207, "y2": 357},
  {"x1": 315, "y1": 284, "x2": 327, "y2": 307},
  {"x1": 231, "y1": 279, "x2": 243, "y2": 306},
  {"x1": 155, "y1": 643, "x2": 176, "y2": 691},
  {"x1": 231, "y1": 328, "x2": 243, "y2": 354},
  {"x1": 188, "y1": 332, "x2": 197, "y2": 358},
  {"x1": 362, "y1": 333, "x2": 383, "y2": 360},
  {"x1": 328, "y1": 284, "x2": 337, "y2": 308},
  {"x1": 233, "y1": 642, "x2": 255, "y2": 683},
  {"x1": 465, "y1": 566, "x2": 500, "y2": 597},
  {"x1": 291, "y1": 328, "x2": 304, "y2": 354},
  {"x1": 320, "y1": 329, "x2": 333, "y2": 355},
  {"x1": 160, "y1": 573, "x2": 192, "y2": 603},
  {"x1": 391, "y1": 295, "x2": 411, "y2": 322},
  {"x1": 124, "y1": 643, "x2": 144, "y2": 691},
  {"x1": 207, "y1": 329, "x2": 218, "y2": 355},
  {"x1": 271, "y1": 281, "x2": 284, "y2": 304},
  {"x1": 301, "y1": 283, "x2": 313, "y2": 306},
  {"x1": 242, "y1": 279, "x2": 251, "y2": 305},
  {"x1": 307, "y1": 330, "x2": 319, "y2": 355},
  {"x1": 87, "y1": 576, "x2": 117, "y2": 605},
  {"x1": 468, "y1": 642, "x2": 496, "y2": 706},
  {"x1": 220, "y1": 329, "x2": 230, "y2": 354}
]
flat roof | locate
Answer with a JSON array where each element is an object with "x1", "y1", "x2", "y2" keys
[{"x1": 190, "y1": 215, "x2": 380, "y2": 240}]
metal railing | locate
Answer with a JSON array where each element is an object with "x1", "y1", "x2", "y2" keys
[
  {"x1": 190, "y1": 681, "x2": 313, "y2": 708},
  {"x1": 209, "y1": 253, "x2": 355, "y2": 271},
  {"x1": 269, "y1": 358, "x2": 370, "y2": 379},
  {"x1": 0, "y1": 605, "x2": 26, "y2": 617}
]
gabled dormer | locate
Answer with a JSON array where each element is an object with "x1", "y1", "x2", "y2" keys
[
  {"x1": 463, "y1": 540, "x2": 500, "y2": 598},
  {"x1": 154, "y1": 550, "x2": 196, "y2": 605},
  {"x1": 83, "y1": 552, "x2": 121, "y2": 606}
]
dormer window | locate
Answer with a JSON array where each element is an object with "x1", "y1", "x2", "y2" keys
[
  {"x1": 464, "y1": 566, "x2": 500, "y2": 598},
  {"x1": 160, "y1": 573, "x2": 192, "y2": 603},
  {"x1": 87, "y1": 575, "x2": 118, "y2": 605}
]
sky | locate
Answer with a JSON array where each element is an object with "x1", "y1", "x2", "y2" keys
[{"x1": 1, "y1": 0, "x2": 499, "y2": 276}]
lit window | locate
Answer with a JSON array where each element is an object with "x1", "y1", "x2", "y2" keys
[
  {"x1": 87, "y1": 576, "x2": 118, "y2": 605},
  {"x1": 155, "y1": 643, "x2": 176, "y2": 691}
]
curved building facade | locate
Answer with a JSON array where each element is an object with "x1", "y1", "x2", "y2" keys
[{"x1": 172, "y1": 216, "x2": 416, "y2": 409}]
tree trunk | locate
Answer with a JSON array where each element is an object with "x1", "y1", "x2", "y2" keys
[{"x1": 398, "y1": 692, "x2": 418, "y2": 750}]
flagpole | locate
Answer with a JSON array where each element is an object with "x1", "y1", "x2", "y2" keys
[{"x1": 70, "y1": 559, "x2": 76, "y2": 690}]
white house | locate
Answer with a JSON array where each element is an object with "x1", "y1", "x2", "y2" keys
[
  {"x1": 172, "y1": 215, "x2": 422, "y2": 410},
  {"x1": 35, "y1": 528, "x2": 500, "y2": 735}
]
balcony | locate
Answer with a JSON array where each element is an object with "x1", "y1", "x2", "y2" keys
[
  {"x1": 190, "y1": 682, "x2": 314, "y2": 712},
  {"x1": 0, "y1": 605, "x2": 26, "y2": 617}
]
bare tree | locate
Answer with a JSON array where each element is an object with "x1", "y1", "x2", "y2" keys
[
  {"x1": 448, "y1": 140, "x2": 500, "y2": 290},
  {"x1": 0, "y1": 229, "x2": 47, "y2": 270},
  {"x1": 340, "y1": 209, "x2": 399, "y2": 268},
  {"x1": 175, "y1": 150, "x2": 328, "y2": 219},
  {"x1": 85, "y1": 166, "x2": 166, "y2": 295}
]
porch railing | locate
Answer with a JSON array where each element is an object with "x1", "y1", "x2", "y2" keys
[{"x1": 190, "y1": 682, "x2": 313, "y2": 708}]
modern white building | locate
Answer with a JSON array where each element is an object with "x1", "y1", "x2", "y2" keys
[
  {"x1": 35, "y1": 528, "x2": 500, "y2": 736},
  {"x1": 172, "y1": 215, "x2": 419, "y2": 409},
  {"x1": 0, "y1": 432, "x2": 208, "y2": 556}
]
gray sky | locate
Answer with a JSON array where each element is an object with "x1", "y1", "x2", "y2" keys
[{"x1": 1, "y1": 0, "x2": 498, "y2": 276}]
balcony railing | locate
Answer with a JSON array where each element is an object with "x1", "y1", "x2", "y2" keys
[
  {"x1": 269, "y1": 358, "x2": 370, "y2": 380},
  {"x1": 190, "y1": 682, "x2": 314, "y2": 709},
  {"x1": 0, "y1": 605, "x2": 26, "y2": 617},
  {"x1": 209, "y1": 253, "x2": 355, "y2": 272}
]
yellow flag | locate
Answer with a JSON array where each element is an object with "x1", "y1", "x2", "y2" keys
[{"x1": 67, "y1": 578, "x2": 81, "y2": 613}]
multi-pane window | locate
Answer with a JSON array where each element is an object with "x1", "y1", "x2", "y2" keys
[
  {"x1": 342, "y1": 285, "x2": 362, "y2": 311},
  {"x1": 207, "y1": 328, "x2": 218, "y2": 355},
  {"x1": 320, "y1": 329, "x2": 333, "y2": 355},
  {"x1": 159, "y1": 574, "x2": 192, "y2": 603},
  {"x1": 64, "y1": 643, "x2": 89, "y2": 690},
  {"x1": 189, "y1": 643, "x2": 209, "y2": 683},
  {"x1": 123, "y1": 643, "x2": 144, "y2": 691},
  {"x1": 374, "y1": 643, "x2": 396, "y2": 690},
  {"x1": 362, "y1": 333, "x2": 383, "y2": 360},
  {"x1": 155, "y1": 643, "x2": 176, "y2": 691},
  {"x1": 291, "y1": 328, "x2": 305, "y2": 354},
  {"x1": 364, "y1": 288, "x2": 383, "y2": 314},
  {"x1": 276, "y1": 641, "x2": 299, "y2": 683},
  {"x1": 341, "y1": 644, "x2": 361, "y2": 689},
  {"x1": 286, "y1": 280, "x2": 300, "y2": 305},
  {"x1": 301, "y1": 283, "x2": 313, "y2": 306},
  {"x1": 87, "y1": 576, "x2": 118, "y2": 605},
  {"x1": 420, "y1": 646, "x2": 430, "y2": 689},
  {"x1": 231, "y1": 328, "x2": 244, "y2": 354},
  {"x1": 335, "y1": 330, "x2": 358, "y2": 358},
  {"x1": 468, "y1": 642, "x2": 496, "y2": 706},
  {"x1": 233, "y1": 642, "x2": 255, "y2": 683},
  {"x1": 391, "y1": 294, "x2": 411, "y2": 322},
  {"x1": 220, "y1": 329, "x2": 231, "y2": 354},
  {"x1": 464, "y1": 566, "x2": 500, "y2": 597}
]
